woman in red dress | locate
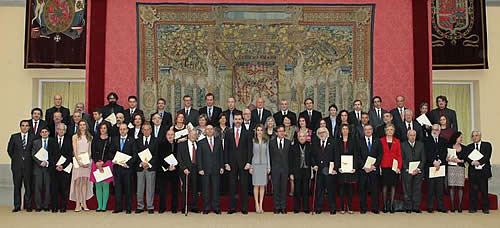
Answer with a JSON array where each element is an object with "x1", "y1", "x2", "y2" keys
[{"x1": 380, "y1": 123, "x2": 402, "y2": 213}]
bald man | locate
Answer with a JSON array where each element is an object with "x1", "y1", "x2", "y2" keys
[
  {"x1": 251, "y1": 97, "x2": 272, "y2": 125},
  {"x1": 45, "y1": 95, "x2": 71, "y2": 126}
]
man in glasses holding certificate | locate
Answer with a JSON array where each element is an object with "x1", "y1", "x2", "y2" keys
[
  {"x1": 135, "y1": 123, "x2": 158, "y2": 214},
  {"x1": 467, "y1": 131, "x2": 492, "y2": 214},
  {"x1": 112, "y1": 123, "x2": 137, "y2": 214}
]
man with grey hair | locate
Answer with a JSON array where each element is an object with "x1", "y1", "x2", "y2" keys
[
  {"x1": 68, "y1": 112, "x2": 82, "y2": 136},
  {"x1": 274, "y1": 100, "x2": 297, "y2": 127},
  {"x1": 51, "y1": 123, "x2": 73, "y2": 213},
  {"x1": 466, "y1": 130, "x2": 492, "y2": 214},
  {"x1": 358, "y1": 124, "x2": 383, "y2": 214},
  {"x1": 135, "y1": 123, "x2": 158, "y2": 214},
  {"x1": 424, "y1": 124, "x2": 447, "y2": 213},
  {"x1": 400, "y1": 109, "x2": 423, "y2": 142},
  {"x1": 242, "y1": 108, "x2": 255, "y2": 132},
  {"x1": 74, "y1": 102, "x2": 92, "y2": 124},
  {"x1": 290, "y1": 130, "x2": 312, "y2": 213},
  {"x1": 251, "y1": 97, "x2": 272, "y2": 126},
  {"x1": 178, "y1": 129, "x2": 201, "y2": 213},
  {"x1": 401, "y1": 129, "x2": 425, "y2": 213},
  {"x1": 312, "y1": 127, "x2": 337, "y2": 214}
]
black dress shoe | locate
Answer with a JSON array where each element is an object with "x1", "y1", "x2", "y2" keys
[
  {"x1": 315, "y1": 210, "x2": 322, "y2": 214},
  {"x1": 52, "y1": 209, "x2": 58, "y2": 213},
  {"x1": 406, "y1": 210, "x2": 411, "y2": 213},
  {"x1": 215, "y1": 210, "x2": 221, "y2": 214},
  {"x1": 60, "y1": 209, "x2": 66, "y2": 213},
  {"x1": 135, "y1": 209, "x2": 144, "y2": 214},
  {"x1": 274, "y1": 210, "x2": 279, "y2": 214},
  {"x1": 191, "y1": 208, "x2": 200, "y2": 213},
  {"x1": 26, "y1": 208, "x2": 32, "y2": 212},
  {"x1": 304, "y1": 210, "x2": 310, "y2": 214},
  {"x1": 12, "y1": 208, "x2": 20, "y2": 213},
  {"x1": 294, "y1": 210, "x2": 299, "y2": 214},
  {"x1": 469, "y1": 209, "x2": 477, "y2": 213},
  {"x1": 360, "y1": 210, "x2": 367, "y2": 214},
  {"x1": 438, "y1": 209, "x2": 448, "y2": 213},
  {"x1": 228, "y1": 210, "x2": 236, "y2": 214},
  {"x1": 483, "y1": 210, "x2": 490, "y2": 214},
  {"x1": 372, "y1": 210, "x2": 379, "y2": 214},
  {"x1": 242, "y1": 210, "x2": 248, "y2": 214},
  {"x1": 148, "y1": 209, "x2": 154, "y2": 214},
  {"x1": 112, "y1": 210, "x2": 122, "y2": 213},
  {"x1": 158, "y1": 209, "x2": 165, "y2": 214},
  {"x1": 281, "y1": 210, "x2": 287, "y2": 214},
  {"x1": 427, "y1": 209, "x2": 433, "y2": 213},
  {"x1": 413, "y1": 209, "x2": 421, "y2": 213},
  {"x1": 43, "y1": 208, "x2": 49, "y2": 212},
  {"x1": 203, "y1": 211, "x2": 209, "y2": 214},
  {"x1": 171, "y1": 210, "x2": 178, "y2": 214},
  {"x1": 96, "y1": 209, "x2": 102, "y2": 212},
  {"x1": 35, "y1": 209, "x2": 41, "y2": 212},
  {"x1": 330, "y1": 210, "x2": 336, "y2": 215},
  {"x1": 126, "y1": 210, "x2": 131, "y2": 214}
]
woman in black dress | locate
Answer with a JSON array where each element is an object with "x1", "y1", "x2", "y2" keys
[{"x1": 336, "y1": 124, "x2": 359, "y2": 214}]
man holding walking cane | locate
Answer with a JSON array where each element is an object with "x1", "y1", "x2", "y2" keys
[{"x1": 178, "y1": 130, "x2": 201, "y2": 214}]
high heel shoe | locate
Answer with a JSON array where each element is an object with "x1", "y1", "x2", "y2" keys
[
  {"x1": 82, "y1": 203, "x2": 89, "y2": 211},
  {"x1": 390, "y1": 202, "x2": 395, "y2": 214},
  {"x1": 383, "y1": 201, "x2": 389, "y2": 213}
]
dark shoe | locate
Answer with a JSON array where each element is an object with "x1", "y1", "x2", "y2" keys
[
  {"x1": 372, "y1": 210, "x2": 379, "y2": 214},
  {"x1": 330, "y1": 210, "x2": 336, "y2": 215},
  {"x1": 43, "y1": 208, "x2": 49, "y2": 212},
  {"x1": 242, "y1": 210, "x2": 248, "y2": 215},
  {"x1": 135, "y1": 209, "x2": 144, "y2": 214},
  {"x1": 458, "y1": 208, "x2": 462, "y2": 213},
  {"x1": 12, "y1": 208, "x2": 20, "y2": 213},
  {"x1": 96, "y1": 209, "x2": 102, "y2": 212},
  {"x1": 171, "y1": 209, "x2": 178, "y2": 214},
  {"x1": 281, "y1": 210, "x2": 287, "y2": 214},
  {"x1": 35, "y1": 209, "x2": 41, "y2": 212},
  {"x1": 360, "y1": 210, "x2": 367, "y2": 214},
  {"x1": 26, "y1": 208, "x2": 32, "y2": 212},
  {"x1": 390, "y1": 205, "x2": 395, "y2": 214},
  {"x1": 158, "y1": 209, "x2": 165, "y2": 214},
  {"x1": 406, "y1": 210, "x2": 411, "y2": 214},
  {"x1": 438, "y1": 209, "x2": 448, "y2": 213},
  {"x1": 469, "y1": 209, "x2": 477, "y2": 213},
  {"x1": 126, "y1": 210, "x2": 131, "y2": 214},
  {"x1": 148, "y1": 209, "x2": 154, "y2": 214},
  {"x1": 203, "y1": 211, "x2": 209, "y2": 214},
  {"x1": 427, "y1": 209, "x2": 433, "y2": 213},
  {"x1": 304, "y1": 210, "x2": 310, "y2": 214},
  {"x1": 294, "y1": 210, "x2": 299, "y2": 214},
  {"x1": 228, "y1": 210, "x2": 236, "y2": 214},
  {"x1": 215, "y1": 210, "x2": 221, "y2": 214},
  {"x1": 483, "y1": 210, "x2": 490, "y2": 214},
  {"x1": 274, "y1": 210, "x2": 279, "y2": 214},
  {"x1": 52, "y1": 209, "x2": 58, "y2": 213},
  {"x1": 112, "y1": 210, "x2": 122, "y2": 214},
  {"x1": 190, "y1": 208, "x2": 200, "y2": 213},
  {"x1": 60, "y1": 209, "x2": 66, "y2": 213},
  {"x1": 413, "y1": 209, "x2": 421, "y2": 213},
  {"x1": 315, "y1": 210, "x2": 322, "y2": 214}
]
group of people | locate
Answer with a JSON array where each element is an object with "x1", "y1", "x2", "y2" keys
[{"x1": 7, "y1": 92, "x2": 493, "y2": 215}]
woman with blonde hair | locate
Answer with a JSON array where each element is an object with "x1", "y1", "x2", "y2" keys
[
  {"x1": 70, "y1": 120, "x2": 93, "y2": 212},
  {"x1": 264, "y1": 116, "x2": 277, "y2": 141}
]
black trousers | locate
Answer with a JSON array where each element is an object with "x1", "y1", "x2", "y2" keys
[
  {"x1": 402, "y1": 172, "x2": 422, "y2": 210},
  {"x1": 50, "y1": 171, "x2": 70, "y2": 210},
  {"x1": 315, "y1": 173, "x2": 336, "y2": 212},
  {"x1": 33, "y1": 168, "x2": 50, "y2": 210},
  {"x1": 229, "y1": 165, "x2": 249, "y2": 211},
  {"x1": 113, "y1": 166, "x2": 133, "y2": 211},
  {"x1": 202, "y1": 172, "x2": 220, "y2": 211},
  {"x1": 220, "y1": 171, "x2": 230, "y2": 195},
  {"x1": 469, "y1": 174, "x2": 489, "y2": 211},
  {"x1": 359, "y1": 171, "x2": 379, "y2": 211},
  {"x1": 12, "y1": 167, "x2": 32, "y2": 210},
  {"x1": 339, "y1": 182, "x2": 354, "y2": 211},
  {"x1": 293, "y1": 168, "x2": 311, "y2": 211},
  {"x1": 158, "y1": 171, "x2": 179, "y2": 211},
  {"x1": 272, "y1": 170, "x2": 288, "y2": 210},
  {"x1": 426, "y1": 176, "x2": 444, "y2": 210},
  {"x1": 181, "y1": 168, "x2": 199, "y2": 211}
]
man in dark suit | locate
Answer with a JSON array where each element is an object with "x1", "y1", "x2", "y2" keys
[
  {"x1": 48, "y1": 111, "x2": 64, "y2": 138},
  {"x1": 7, "y1": 120, "x2": 34, "y2": 212},
  {"x1": 467, "y1": 131, "x2": 492, "y2": 214},
  {"x1": 109, "y1": 113, "x2": 125, "y2": 137},
  {"x1": 112, "y1": 123, "x2": 137, "y2": 214},
  {"x1": 102, "y1": 92, "x2": 125, "y2": 118},
  {"x1": 222, "y1": 96, "x2": 242, "y2": 129},
  {"x1": 324, "y1": 104, "x2": 338, "y2": 138},
  {"x1": 424, "y1": 124, "x2": 448, "y2": 213},
  {"x1": 368, "y1": 96, "x2": 387, "y2": 129},
  {"x1": 134, "y1": 123, "x2": 158, "y2": 214},
  {"x1": 91, "y1": 109, "x2": 104, "y2": 137},
  {"x1": 299, "y1": 98, "x2": 322, "y2": 133},
  {"x1": 151, "y1": 98, "x2": 173, "y2": 129},
  {"x1": 45, "y1": 95, "x2": 71, "y2": 126},
  {"x1": 349, "y1": 100, "x2": 364, "y2": 125},
  {"x1": 157, "y1": 129, "x2": 179, "y2": 214},
  {"x1": 274, "y1": 100, "x2": 297, "y2": 126},
  {"x1": 178, "y1": 130, "x2": 201, "y2": 213},
  {"x1": 251, "y1": 97, "x2": 272, "y2": 126},
  {"x1": 269, "y1": 126, "x2": 292, "y2": 213},
  {"x1": 29, "y1": 107, "x2": 47, "y2": 138},
  {"x1": 224, "y1": 113, "x2": 253, "y2": 214},
  {"x1": 429, "y1": 95, "x2": 458, "y2": 132},
  {"x1": 312, "y1": 127, "x2": 337, "y2": 214},
  {"x1": 51, "y1": 123, "x2": 73, "y2": 213},
  {"x1": 389, "y1": 95, "x2": 407, "y2": 129},
  {"x1": 197, "y1": 124, "x2": 224, "y2": 214},
  {"x1": 355, "y1": 112, "x2": 370, "y2": 140},
  {"x1": 31, "y1": 127, "x2": 57, "y2": 211},
  {"x1": 151, "y1": 113, "x2": 167, "y2": 143},
  {"x1": 124, "y1": 96, "x2": 144, "y2": 124},
  {"x1": 400, "y1": 109, "x2": 424, "y2": 142},
  {"x1": 68, "y1": 112, "x2": 82, "y2": 136},
  {"x1": 242, "y1": 108, "x2": 256, "y2": 132},
  {"x1": 199, "y1": 93, "x2": 223, "y2": 126},
  {"x1": 74, "y1": 102, "x2": 92, "y2": 124},
  {"x1": 290, "y1": 131, "x2": 313, "y2": 213},
  {"x1": 401, "y1": 130, "x2": 425, "y2": 213},
  {"x1": 178, "y1": 95, "x2": 200, "y2": 127},
  {"x1": 375, "y1": 112, "x2": 402, "y2": 139},
  {"x1": 358, "y1": 125, "x2": 383, "y2": 214}
]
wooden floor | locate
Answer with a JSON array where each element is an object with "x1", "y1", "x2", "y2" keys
[{"x1": 0, "y1": 207, "x2": 497, "y2": 228}]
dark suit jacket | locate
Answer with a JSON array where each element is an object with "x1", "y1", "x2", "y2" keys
[
  {"x1": 323, "y1": 116, "x2": 339, "y2": 138},
  {"x1": 157, "y1": 140, "x2": 177, "y2": 173},
  {"x1": 423, "y1": 136, "x2": 448, "y2": 169},
  {"x1": 251, "y1": 108, "x2": 272, "y2": 126},
  {"x1": 54, "y1": 135, "x2": 74, "y2": 169},
  {"x1": 199, "y1": 106, "x2": 223, "y2": 126},
  {"x1": 368, "y1": 108, "x2": 387, "y2": 129},
  {"x1": 67, "y1": 122, "x2": 80, "y2": 136},
  {"x1": 102, "y1": 103, "x2": 125, "y2": 119},
  {"x1": 358, "y1": 136, "x2": 383, "y2": 171},
  {"x1": 401, "y1": 140, "x2": 426, "y2": 172},
  {"x1": 390, "y1": 107, "x2": 407, "y2": 128},
  {"x1": 222, "y1": 109, "x2": 242, "y2": 128},
  {"x1": 31, "y1": 137, "x2": 58, "y2": 174},
  {"x1": 348, "y1": 111, "x2": 363, "y2": 126},
  {"x1": 178, "y1": 108, "x2": 200, "y2": 127},
  {"x1": 46, "y1": 106, "x2": 71, "y2": 126},
  {"x1": 430, "y1": 108, "x2": 458, "y2": 132},
  {"x1": 7, "y1": 132, "x2": 34, "y2": 172},
  {"x1": 311, "y1": 136, "x2": 336, "y2": 171},
  {"x1": 134, "y1": 136, "x2": 158, "y2": 172},
  {"x1": 197, "y1": 136, "x2": 224, "y2": 174},
  {"x1": 289, "y1": 142, "x2": 313, "y2": 177},
  {"x1": 124, "y1": 108, "x2": 144, "y2": 124},
  {"x1": 224, "y1": 127, "x2": 253, "y2": 168},
  {"x1": 375, "y1": 122, "x2": 402, "y2": 140},
  {"x1": 112, "y1": 136, "x2": 138, "y2": 168},
  {"x1": 399, "y1": 121, "x2": 424, "y2": 142},
  {"x1": 150, "y1": 111, "x2": 173, "y2": 128},
  {"x1": 268, "y1": 137, "x2": 291, "y2": 173},
  {"x1": 299, "y1": 110, "x2": 322, "y2": 133},
  {"x1": 29, "y1": 119, "x2": 47, "y2": 138},
  {"x1": 466, "y1": 142, "x2": 492, "y2": 179},
  {"x1": 273, "y1": 110, "x2": 297, "y2": 127},
  {"x1": 177, "y1": 141, "x2": 198, "y2": 172},
  {"x1": 335, "y1": 136, "x2": 360, "y2": 172},
  {"x1": 242, "y1": 121, "x2": 256, "y2": 133},
  {"x1": 90, "y1": 119, "x2": 103, "y2": 137},
  {"x1": 151, "y1": 124, "x2": 167, "y2": 143}
]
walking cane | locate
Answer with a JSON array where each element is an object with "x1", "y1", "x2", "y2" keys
[
  {"x1": 185, "y1": 173, "x2": 189, "y2": 216},
  {"x1": 311, "y1": 169, "x2": 318, "y2": 215}
]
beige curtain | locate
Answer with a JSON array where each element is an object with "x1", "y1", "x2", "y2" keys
[
  {"x1": 41, "y1": 81, "x2": 86, "y2": 116},
  {"x1": 432, "y1": 83, "x2": 472, "y2": 145}
]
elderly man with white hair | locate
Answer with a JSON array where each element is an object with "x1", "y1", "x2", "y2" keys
[
  {"x1": 312, "y1": 127, "x2": 337, "y2": 214},
  {"x1": 466, "y1": 130, "x2": 492, "y2": 214}
]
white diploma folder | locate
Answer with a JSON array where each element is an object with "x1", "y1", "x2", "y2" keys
[
  {"x1": 138, "y1": 148, "x2": 152, "y2": 163},
  {"x1": 429, "y1": 165, "x2": 446, "y2": 178},
  {"x1": 56, "y1": 155, "x2": 67, "y2": 166},
  {"x1": 341, "y1": 155, "x2": 353, "y2": 173},
  {"x1": 447, "y1": 148, "x2": 458, "y2": 166},
  {"x1": 105, "y1": 113, "x2": 117, "y2": 126},
  {"x1": 408, "y1": 161, "x2": 420, "y2": 173},
  {"x1": 113, "y1": 151, "x2": 132, "y2": 164},
  {"x1": 197, "y1": 134, "x2": 206, "y2": 142},
  {"x1": 34, "y1": 148, "x2": 49, "y2": 162},
  {"x1": 63, "y1": 163, "x2": 73, "y2": 173},
  {"x1": 72, "y1": 157, "x2": 80, "y2": 169},
  {"x1": 416, "y1": 114, "x2": 432, "y2": 126},
  {"x1": 164, "y1": 154, "x2": 178, "y2": 166},
  {"x1": 128, "y1": 122, "x2": 134, "y2": 129},
  {"x1": 392, "y1": 159, "x2": 399, "y2": 172},
  {"x1": 468, "y1": 149, "x2": 484, "y2": 161},
  {"x1": 328, "y1": 162, "x2": 335, "y2": 174},
  {"x1": 174, "y1": 129, "x2": 189, "y2": 140},
  {"x1": 92, "y1": 166, "x2": 113, "y2": 182},
  {"x1": 363, "y1": 156, "x2": 376, "y2": 169},
  {"x1": 78, "y1": 153, "x2": 90, "y2": 165}
]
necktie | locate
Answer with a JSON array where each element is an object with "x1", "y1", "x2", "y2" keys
[
  {"x1": 186, "y1": 109, "x2": 190, "y2": 117},
  {"x1": 367, "y1": 138, "x2": 372, "y2": 153},
  {"x1": 43, "y1": 139, "x2": 47, "y2": 150},
  {"x1": 357, "y1": 112, "x2": 360, "y2": 121},
  {"x1": 130, "y1": 109, "x2": 134, "y2": 116},
  {"x1": 155, "y1": 127, "x2": 159, "y2": 137},
  {"x1": 192, "y1": 142, "x2": 196, "y2": 164},
  {"x1": 308, "y1": 111, "x2": 312, "y2": 122},
  {"x1": 377, "y1": 109, "x2": 381, "y2": 119},
  {"x1": 400, "y1": 108, "x2": 404, "y2": 121},
  {"x1": 407, "y1": 123, "x2": 411, "y2": 131},
  {"x1": 59, "y1": 137, "x2": 62, "y2": 149},
  {"x1": 210, "y1": 137, "x2": 214, "y2": 151},
  {"x1": 208, "y1": 108, "x2": 212, "y2": 119},
  {"x1": 160, "y1": 112, "x2": 164, "y2": 118},
  {"x1": 145, "y1": 137, "x2": 149, "y2": 147},
  {"x1": 229, "y1": 111, "x2": 234, "y2": 128},
  {"x1": 94, "y1": 121, "x2": 98, "y2": 133},
  {"x1": 258, "y1": 109, "x2": 262, "y2": 121},
  {"x1": 22, "y1": 134, "x2": 26, "y2": 150},
  {"x1": 120, "y1": 138, "x2": 125, "y2": 151},
  {"x1": 476, "y1": 143, "x2": 479, "y2": 150},
  {"x1": 235, "y1": 128, "x2": 240, "y2": 148},
  {"x1": 279, "y1": 140, "x2": 283, "y2": 150},
  {"x1": 74, "y1": 125, "x2": 77, "y2": 134},
  {"x1": 321, "y1": 141, "x2": 325, "y2": 152},
  {"x1": 434, "y1": 137, "x2": 438, "y2": 144},
  {"x1": 34, "y1": 120, "x2": 38, "y2": 134}
]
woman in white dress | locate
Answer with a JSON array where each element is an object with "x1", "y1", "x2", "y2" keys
[{"x1": 70, "y1": 120, "x2": 94, "y2": 212}]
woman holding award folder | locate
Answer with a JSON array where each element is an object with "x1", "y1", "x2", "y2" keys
[
  {"x1": 129, "y1": 113, "x2": 145, "y2": 139},
  {"x1": 174, "y1": 113, "x2": 188, "y2": 143},
  {"x1": 90, "y1": 122, "x2": 116, "y2": 212},
  {"x1": 379, "y1": 124, "x2": 402, "y2": 213},
  {"x1": 70, "y1": 120, "x2": 94, "y2": 212},
  {"x1": 446, "y1": 131, "x2": 468, "y2": 212},
  {"x1": 336, "y1": 124, "x2": 359, "y2": 214}
]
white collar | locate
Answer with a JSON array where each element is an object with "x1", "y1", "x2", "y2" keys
[{"x1": 365, "y1": 136, "x2": 372, "y2": 141}]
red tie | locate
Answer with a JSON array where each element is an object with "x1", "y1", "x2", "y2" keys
[
  {"x1": 210, "y1": 137, "x2": 214, "y2": 152},
  {"x1": 192, "y1": 143, "x2": 196, "y2": 164},
  {"x1": 34, "y1": 120, "x2": 38, "y2": 134},
  {"x1": 235, "y1": 128, "x2": 240, "y2": 148}
]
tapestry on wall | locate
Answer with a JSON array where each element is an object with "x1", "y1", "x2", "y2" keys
[
  {"x1": 431, "y1": 0, "x2": 488, "y2": 70},
  {"x1": 137, "y1": 3, "x2": 374, "y2": 116},
  {"x1": 24, "y1": 0, "x2": 87, "y2": 69}
]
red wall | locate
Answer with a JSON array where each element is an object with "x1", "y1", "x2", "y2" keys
[{"x1": 102, "y1": 0, "x2": 416, "y2": 111}]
